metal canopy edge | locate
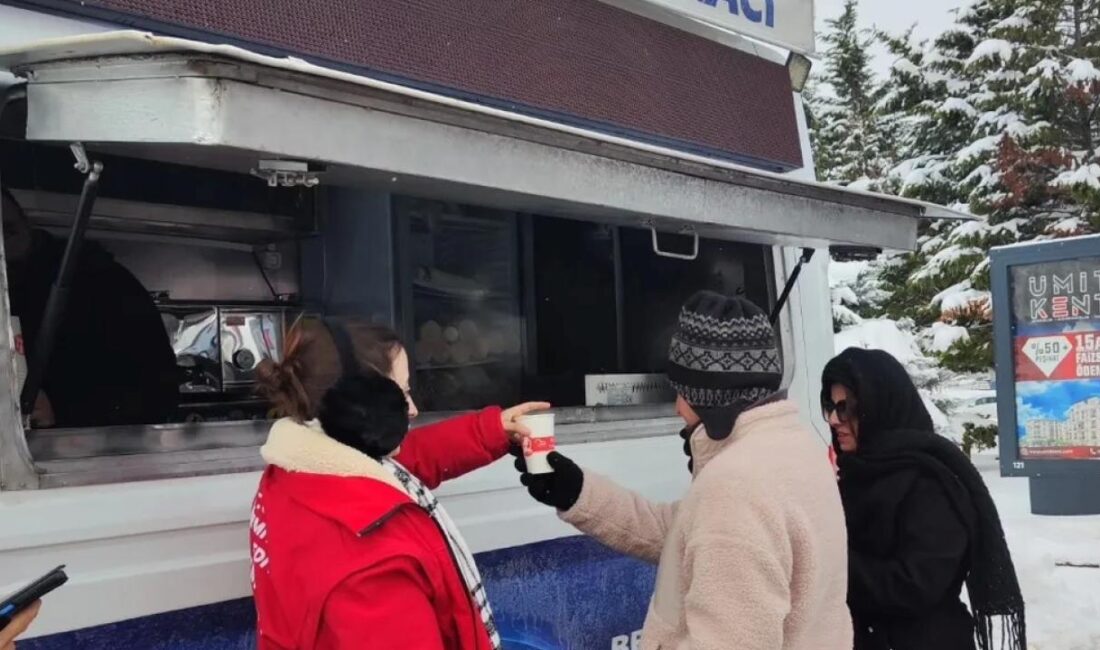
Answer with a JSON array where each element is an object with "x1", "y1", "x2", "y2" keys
[{"x1": 0, "y1": 31, "x2": 970, "y2": 251}]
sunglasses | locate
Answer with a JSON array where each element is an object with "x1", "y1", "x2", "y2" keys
[{"x1": 822, "y1": 399, "x2": 856, "y2": 424}]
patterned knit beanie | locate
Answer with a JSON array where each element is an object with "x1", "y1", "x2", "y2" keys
[{"x1": 667, "y1": 291, "x2": 782, "y2": 440}]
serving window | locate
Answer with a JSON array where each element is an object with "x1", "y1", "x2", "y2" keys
[
  {"x1": 0, "y1": 139, "x2": 780, "y2": 490},
  {"x1": 394, "y1": 197, "x2": 776, "y2": 414},
  {"x1": 0, "y1": 140, "x2": 313, "y2": 488},
  {"x1": 0, "y1": 39, "x2": 938, "y2": 491}
]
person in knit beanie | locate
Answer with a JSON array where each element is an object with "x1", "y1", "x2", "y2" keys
[
  {"x1": 515, "y1": 291, "x2": 852, "y2": 650},
  {"x1": 667, "y1": 290, "x2": 783, "y2": 442}
]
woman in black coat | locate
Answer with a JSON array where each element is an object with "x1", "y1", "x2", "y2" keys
[{"x1": 821, "y1": 348, "x2": 1025, "y2": 650}]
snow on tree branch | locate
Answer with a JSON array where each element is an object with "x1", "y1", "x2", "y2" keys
[{"x1": 968, "y1": 39, "x2": 1014, "y2": 65}]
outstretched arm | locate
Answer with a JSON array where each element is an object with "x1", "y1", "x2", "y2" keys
[
  {"x1": 395, "y1": 402, "x2": 549, "y2": 488},
  {"x1": 560, "y1": 471, "x2": 678, "y2": 564}
]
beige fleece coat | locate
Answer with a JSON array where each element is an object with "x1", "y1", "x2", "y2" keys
[{"x1": 561, "y1": 400, "x2": 851, "y2": 650}]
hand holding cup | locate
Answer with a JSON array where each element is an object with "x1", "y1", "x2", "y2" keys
[{"x1": 499, "y1": 402, "x2": 551, "y2": 444}]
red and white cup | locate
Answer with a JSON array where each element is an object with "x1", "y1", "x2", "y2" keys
[{"x1": 519, "y1": 413, "x2": 556, "y2": 474}]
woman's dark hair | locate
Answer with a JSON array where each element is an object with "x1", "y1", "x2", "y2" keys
[
  {"x1": 319, "y1": 372, "x2": 409, "y2": 459},
  {"x1": 256, "y1": 316, "x2": 403, "y2": 421}
]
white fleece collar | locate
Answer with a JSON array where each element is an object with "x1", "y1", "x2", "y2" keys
[{"x1": 261, "y1": 418, "x2": 409, "y2": 496}]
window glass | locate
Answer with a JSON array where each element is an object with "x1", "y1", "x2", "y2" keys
[
  {"x1": 619, "y1": 228, "x2": 772, "y2": 372},
  {"x1": 396, "y1": 198, "x2": 776, "y2": 412},
  {"x1": 527, "y1": 216, "x2": 618, "y2": 406},
  {"x1": 395, "y1": 197, "x2": 523, "y2": 412}
]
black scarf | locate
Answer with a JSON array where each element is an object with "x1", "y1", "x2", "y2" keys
[
  {"x1": 824, "y1": 349, "x2": 1026, "y2": 650},
  {"x1": 840, "y1": 431, "x2": 1026, "y2": 650}
]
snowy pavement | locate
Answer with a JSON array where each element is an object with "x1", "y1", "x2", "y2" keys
[{"x1": 971, "y1": 454, "x2": 1100, "y2": 649}]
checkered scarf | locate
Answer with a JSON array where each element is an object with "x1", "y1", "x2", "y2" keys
[{"x1": 382, "y1": 459, "x2": 501, "y2": 650}]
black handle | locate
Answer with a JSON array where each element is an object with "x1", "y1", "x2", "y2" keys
[{"x1": 769, "y1": 248, "x2": 816, "y2": 325}]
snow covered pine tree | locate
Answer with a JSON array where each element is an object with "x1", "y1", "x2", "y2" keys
[
  {"x1": 821, "y1": 0, "x2": 1100, "y2": 374},
  {"x1": 811, "y1": 0, "x2": 892, "y2": 188}
]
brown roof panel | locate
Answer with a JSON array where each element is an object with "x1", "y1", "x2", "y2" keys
[{"x1": 16, "y1": 0, "x2": 804, "y2": 170}]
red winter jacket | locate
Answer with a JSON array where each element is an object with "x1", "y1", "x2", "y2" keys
[{"x1": 250, "y1": 408, "x2": 509, "y2": 650}]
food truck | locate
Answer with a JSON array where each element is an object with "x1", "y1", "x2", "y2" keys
[{"x1": 0, "y1": 2, "x2": 964, "y2": 647}]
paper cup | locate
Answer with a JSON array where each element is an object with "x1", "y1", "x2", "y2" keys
[{"x1": 519, "y1": 413, "x2": 556, "y2": 474}]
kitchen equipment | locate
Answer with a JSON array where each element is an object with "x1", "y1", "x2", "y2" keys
[{"x1": 159, "y1": 304, "x2": 286, "y2": 395}]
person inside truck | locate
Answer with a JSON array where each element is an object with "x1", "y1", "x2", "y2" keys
[
  {"x1": 515, "y1": 292, "x2": 852, "y2": 650},
  {"x1": 2, "y1": 186, "x2": 178, "y2": 428},
  {"x1": 251, "y1": 316, "x2": 549, "y2": 649}
]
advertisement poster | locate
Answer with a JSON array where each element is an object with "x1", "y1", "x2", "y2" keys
[{"x1": 1011, "y1": 256, "x2": 1100, "y2": 460}]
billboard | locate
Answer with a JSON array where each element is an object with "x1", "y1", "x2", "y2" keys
[
  {"x1": 992, "y1": 237, "x2": 1100, "y2": 476},
  {"x1": 1011, "y1": 256, "x2": 1100, "y2": 460}
]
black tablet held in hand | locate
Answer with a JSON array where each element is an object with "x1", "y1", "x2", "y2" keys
[{"x1": 0, "y1": 566, "x2": 68, "y2": 631}]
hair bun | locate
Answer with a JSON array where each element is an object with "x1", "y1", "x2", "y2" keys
[
  {"x1": 319, "y1": 373, "x2": 410, "y2": 459},
  {"x1": 256, "y1": 357, "x2": 311, "y2": 420}
]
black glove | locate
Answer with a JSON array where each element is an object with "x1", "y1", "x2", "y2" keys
[{"x1": 512, "y1": 449, "x2": 584, "y2": 511}]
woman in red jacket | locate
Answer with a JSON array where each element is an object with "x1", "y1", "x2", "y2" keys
[{"x1": 250, "y1": 316, "x2": 548, "y2": 650}]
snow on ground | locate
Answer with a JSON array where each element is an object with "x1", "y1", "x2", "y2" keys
[{"x1": 975, "y1": 453, "x2": 1100, "y2": 650}]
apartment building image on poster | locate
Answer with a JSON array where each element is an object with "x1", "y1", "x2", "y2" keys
[{"x1": 1019, "y1": 390, "x2": 1100, "y2": 459}]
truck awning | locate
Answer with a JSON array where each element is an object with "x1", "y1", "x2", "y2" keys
[{"x1": 0, "y1": 31, "x2": 968, "y2": 251}]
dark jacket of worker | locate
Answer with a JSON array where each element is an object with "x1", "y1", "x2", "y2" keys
[{"x1": 9, "y1": 228, "x2": 177, "y2": 427}]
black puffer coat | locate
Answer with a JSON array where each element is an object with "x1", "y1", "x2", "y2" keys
[
  {"x1": 9, "y1": 230, "x2": 178, "y2": 427},
  {"x1": 823, "y1": 349, "x2": 976, "y2": 650}
]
